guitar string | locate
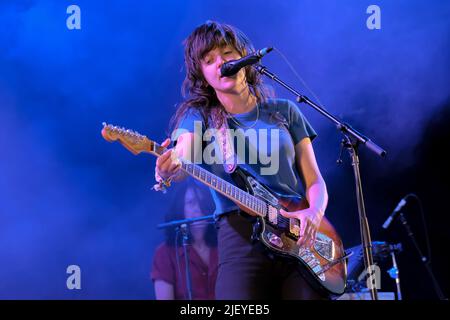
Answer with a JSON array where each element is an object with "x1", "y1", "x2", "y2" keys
[{"x1": 168, "y1": 146, "x2": 296, "y2": 233}]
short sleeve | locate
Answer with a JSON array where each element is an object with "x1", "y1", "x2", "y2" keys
[
  {"x1": 170, "y1": 108, "x2": 205, "y2": 142},
  {"x1": 151, "y1": 244, "x2": 175, "y2": 284},
  {"x1": 287, "y1": 100, "x2": 317, "y2": 145}
]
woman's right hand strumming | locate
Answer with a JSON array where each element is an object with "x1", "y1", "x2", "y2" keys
[
  {"x1": 155, "y1": 138, "x2": 182, "y2": 182},
  {"x1": 154, "y1": 133, "x2": 195, "y2": 184}
]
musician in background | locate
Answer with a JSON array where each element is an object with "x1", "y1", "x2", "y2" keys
[
  {"x1": 151, "y1": 181, "x2": 217, "y2": 300},
  {"x1": 154, "y1": 21, "x2": 328, "y2": 299}
]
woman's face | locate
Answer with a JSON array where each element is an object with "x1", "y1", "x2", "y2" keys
[
  {"x1": 184, "y1": 187, "x2": 203, "y2": 219},
  {"x1": 200, "y1": 45, "x2": 247, "y2": 95},
  {"x1": 184, "y1": 187, "x2": 209, "y2": 237}
]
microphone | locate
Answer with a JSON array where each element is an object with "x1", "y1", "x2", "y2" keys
[
  {"x1": 382, "y1": 197, "x2": 408, "y2": 229},
  {"x1": 220, "y1": 47, "x2": 273, "y2": 77}
]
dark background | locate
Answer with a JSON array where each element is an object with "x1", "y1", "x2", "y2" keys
[{"x1": 0, "y1": 0, "x2": 448, "y2": 299}]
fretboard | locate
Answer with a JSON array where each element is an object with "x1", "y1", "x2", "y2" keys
[
  {"x1": 181, "y1": 161, "x2": 267, "y2": 217},
  {"x1": 151, "y1": 142, "x2": 267, "y2": 217}
]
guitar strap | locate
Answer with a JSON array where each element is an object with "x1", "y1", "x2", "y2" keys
[
  {"x1": 211, "y1": 105, "x2": 289, "y2": 175},
  {"x1": 209, "y1": 109, "x2": 237, "y2": 174}
]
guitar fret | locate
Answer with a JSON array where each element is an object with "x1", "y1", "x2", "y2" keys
[
  {"x1": 159, "y1": 150, "x2": 253, "y2": 212},
  {"x1": 182, "y1": 164, "x2": 266, "y2": 217},
  {"x1": 104, "y1": 128, "x2": 267, "y2": 218}
]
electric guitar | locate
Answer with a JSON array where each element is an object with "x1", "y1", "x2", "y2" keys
[{"x1": 101, "y1": 123, "x2": 348, "y2": 295}]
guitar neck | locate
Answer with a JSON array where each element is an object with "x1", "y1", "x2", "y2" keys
[
  {"x1": 151, "y1": 142, "x2": 267, "y2": 218},
  {"x1": 100, "y1": 122, "x2": 268, "y2": 218}
]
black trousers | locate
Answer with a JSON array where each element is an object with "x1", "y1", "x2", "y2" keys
[{"x1": 215, "y1": 212, "x2": 329, "y2": 300}]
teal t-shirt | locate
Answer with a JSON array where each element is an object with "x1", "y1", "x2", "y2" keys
[{"x1": 172, "y1": 98, "x2": 317, "y2": 215}]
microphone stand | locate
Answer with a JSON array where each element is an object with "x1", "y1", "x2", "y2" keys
[
  {"x1": 180, "y1": 224, "x2": 193, "y2": 300},
  {"x1": 254, "y1": 64, "x2": 387, "y2": 300},
  {"x1": 157, "y1": 215, "x2": 215, "y2": 300},
  {"x1": 398, "y1": 212, "x2": 446, "y2": 300}
]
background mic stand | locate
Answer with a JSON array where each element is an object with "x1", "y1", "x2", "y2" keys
[
  {"x1": 387, "y1": 249, "x2": 402, "y2": 300},
  {"x1": 157, "y1": 214, "x2": 215, "y2": 300},
  {"x1": 398, "y1": 212, "x2": 446, "y2": 300},
  {"x1": 179, "y1": 224, "x2": 193, "y2": 300},
  {"x1": 254, "y1": 64, "x2": 387, "y2": 300}
]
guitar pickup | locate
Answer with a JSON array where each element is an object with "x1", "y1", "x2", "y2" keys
[{"x1": 268, "y1": 206, "x2": 278, "y2": 225}]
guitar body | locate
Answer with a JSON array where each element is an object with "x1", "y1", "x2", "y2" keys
[{"x1": 231, "y1": 167, "x2": 347, "y2": 296}]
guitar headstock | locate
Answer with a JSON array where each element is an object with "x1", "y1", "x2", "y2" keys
[{"x1": 101, "y1": 122, "x2": 158, "y2": 155}]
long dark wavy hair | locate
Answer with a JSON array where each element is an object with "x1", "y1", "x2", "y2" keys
[
  {"x1": 163, "y1": 180, "x2": 217, "y2": 247},
  {"x1": 169, "y1": 20, "x2": 271, "y2": 132}
]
